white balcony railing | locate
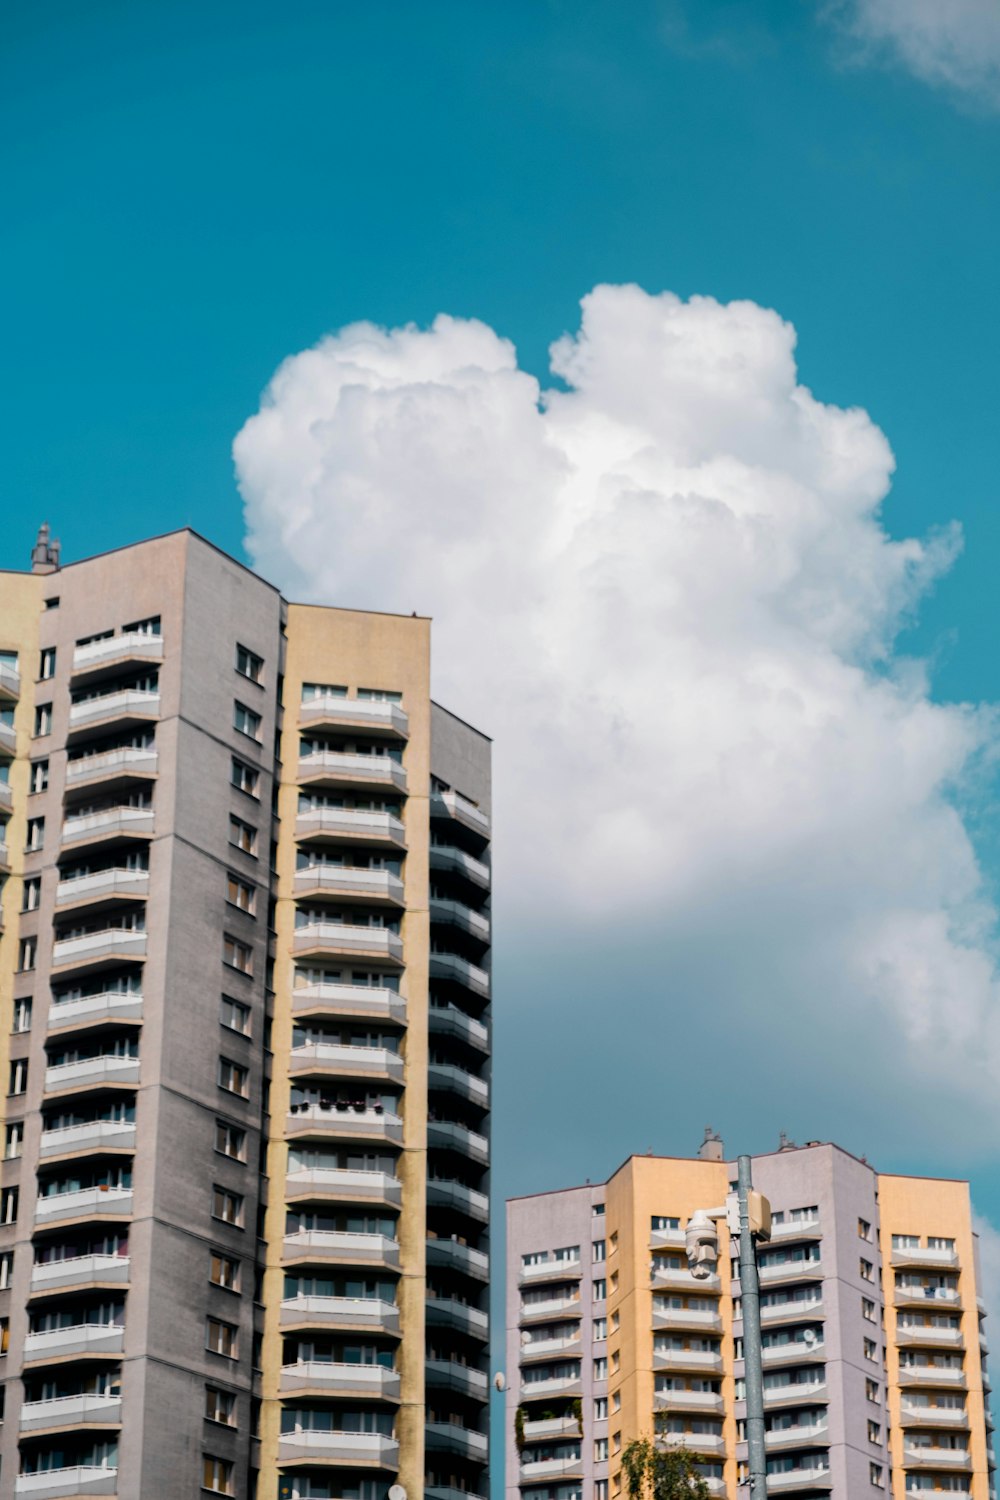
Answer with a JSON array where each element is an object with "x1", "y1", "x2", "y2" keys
[
  {"x1": 19, "y1": 1391, "x2": 122, "y2": 1431},
  {"x1": 30, "y1": 1254, "x2": 131, "y2": 1294},
  {"x1": 282, "y1": 1228, "x2": 400, "y2": 1267},
  {"x1": 65, "y1": 747, "x2": 158, "y2": 788},
  {"x1": 289, "y1": 1042, "x2": 403, "y2": 1083},
  {"x1": 299, "y1": 695, "x2": 408, "y2": 738},
  {"x1": 47, "y1": 991, "x2": 143, "y2": 1030},
  {"x1": 287, "y1": 1104, "x2": 403, "y2": 1144},
  {"x1": 0, "y1": 780, "x2": 12, "y2": 813},
  {"x1": 277, "y1": 1430, "x2": 400, "y2": 1467},
  {"x1": 0, "y1": 720, "x2": 15, "y2": 754},
  {"x1": 428, "y1": 1062, "x2": 489, "y2": 1106},
  {"x1": 40, "y1": 1119, "x2": 137, "y2": 1158},
  {"x1": 0, "y1": 661, "x2": 20, "y2": 698},
  {"x1": 285, "y1": 1167, "x2": 402, "y2": 1206},
  {"x1": 292, "y1": 921, "x2": 403, "y2": 963},
  {"x1": 429, "y1": 1004, "x2": 489, "y2": 1050},
  {"x1": 430, "y1": 898, "x2": 491, "y2": 943},
  {"x1": 431, "y1": 788, "x2": 491, "y2": 837},
  {"x1": 519, "y1": 1257, "x2": 582, "y2": 1285},
  {"x1": 298, "y1": 750, "x2": 408, "y2": 794},
  {"x1": 294, "y1": 864, "x2": 404, "y2": 904},
  {"x1": 429, "y1": 951, "x2": 490, "y2": 997},
  {"x1": 292, "y1": 981, "x2": 406, "y2": 1024},
  {"x1": 427, "y1": 1179, "x2": 489, "y2": 1219},
  {"x1": 52, "y1": 928, "x2": 146, "y2": 968},
  {"x1": 427, "y1": 1119, "x2": 489, "y2": 1164},
  {"x1": 429, "y1": 843, "x2": 490, "y2": 889},
  {"x1": 72, "y1": 632, "x2": 163, "y2": 673},
  {"x1": 279, "y1": 1360, "x2": 400, "y2": 1399},
  {"x1": 279, "y1": 1295, "x2": 400, "y2": 1333},
  {"x1": 56, "y1": 868, "x2": 149, "y2": 906},
  {"x1": 69, "y1": 689, "x2": 159, "y2": 730},
  {"x1": 35, "y1": 1186, "x2": 133, "y2": 1224},
  {"x1": 45, "y1": 1054, "x2": 140, "y2": 1092},
  {"x1": 295, "y1": 807, "x2": 406, "y2": 847},
  {"x1": 14, "y1": 1467, "x2": 119, "y2": 1498},
  {"x1": 23, "y1": 1322, "x2": 125, "y2": 1360},
  {"x1": 61, "y1": 807, "x2": 154, "y2": 845}
]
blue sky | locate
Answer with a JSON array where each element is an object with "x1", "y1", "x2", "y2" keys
[{"x1": 6, "y1": 0, "x2": 1000, "y2": 1409}]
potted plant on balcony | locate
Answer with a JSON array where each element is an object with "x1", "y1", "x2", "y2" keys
[{"x1": 622, "y1": 1436, "x2": 710, "y2": 1500}]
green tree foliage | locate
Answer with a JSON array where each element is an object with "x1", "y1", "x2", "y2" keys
[{"x1": 621, "y1": 1437, "x2": 710, "y2": 1500}]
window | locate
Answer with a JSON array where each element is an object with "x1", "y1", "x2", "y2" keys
[
  {"x1": 870, "y1": 1463, "x2": 884, "y2": 1488},
  {"x1": 652, "y1": 1215, "x2": 680, "y2": 1231},
  {"x1": 928, "y1": 1237, "x2": 955, "y2": 1251},
  {"x1": 124, "y1": 615, "x2": 161, "y2": 636},
  {"x1": 594, "y1": 1398, "x2": 608, "y2": 1420},
  {"x1": 21, "y1": 877, "x2": 41, "y2": 912},
  {"x1": 226, "y1": 874, "x2": 255, "y2": 915},
  {"x1": 215, "y1": 1121, "x2": 247, "y2": 1161},
  {"x1": 223, "y1": 935, "x2": 252, "y2": 975},
  {"x1": 868, "y1": 1420, "x2": 881, "y2": 1443},
  {"x1": 210, "y1": 1251, "x2": 241, "y2": 1289},
  {"x1": 860, "y1": 1258, "x2": 874, "y2": 1282},
  {"x1": 218, "y1": 1059, "x2": 249, "y2": 1099},
  {"x1": 202, "y1": 1455, "x2": 234, "y2": 1494},
  {"x1": 25, "y1": 817, "x2": 44, "y2": 852},
  {"x1": 220, "y1": 996, "x2": 251, "y2": 1035},
  {"x1": 593, "y1": 1239, "x2": 606, "y2": 1263},
  {"x1": 892, "y1": 1234, "x2": 920, "y2": 1250},
  {"x1": 0, "y1": 1317, "x2": 8, "y2": 1355},
  {"x1": 0, "y1": 1252, "x2": 12, "y2": 1290},
  {"x1": 229, "y1": 815, "x2": 257, "y2": 856},
  {"x1": 611, "y1": 1390, "x2": 621, "y2": 1412},
  {"x1": 858, "y1": 1217, "x2": 872, "y2": 1240},
  {"x1": 231, "y1": 757, "x2": 259, "y2": 797},
  {"x1": 863, "y1": 1298, "x2": 876, "y2": 1322},
  {"x1": 593, "y1": 1318, "x2": 607, "y2": 1341},
  {"x1": 18, "y1": 937, "x2": 36, "y2": 971},
  {"x1": 30, "y1": 759, "x2": 49, "y2": 793},
  {"x1": 594, "y1": 1439, "x2": 609, "y2": 1461},
  {"x1": 8, "y1": 1060, "x2": 27, "y2": 1096},
  {"x1": 45, "y1": 596, "x2": 59, "y2": 609},
  {"x1": 38, "y1": 648, "x2": 56, "y2": 680},
  {"x1": 866, "y1": 1379, "x2": 880, "y2": 1403},
  {"x1": 595, "y1": 1484, "x2": 609, "y2": 1500},
  {"x1": 234, "y1": 702, "x2": 261, "y2": 741},
  {"x1": 206, "y1": 1318, "x2": 238, "y2": 1358},
  {"x1": 611, "y1": 1350, "x2": 620, "y2": 1373},
  {"x1": 4, "y1": 1123, "x2": 22, "y2": 1159},
  {"x1": 235, "y1": 645, "x2": 264, "y2": 684},
  {"x1": 302, "y1": 682, "x2": 346, "y2": 701},
  {"x1": 593, "y1": 1202, "x2": 605, "y2": 1216},
  {"x1": 12, "y1": 998, "x2": 31, "y2": 1034},
  {"x1": 612, "y1": 1431, "x2": 621, "y2": 1455},
  {"x1": 1, "y1": 1188, "x2": 18, "y2": 1225},
  {"x1": 593, "y1": 1279, "x2": 607, "y2": 1301},
  {"x1": 33, "y1": 704, "x2": 51, "y2": 737},
  {"x1": 863, "y1": 1338, "x2": 878, "y2": 1362},
  {"x1": 593, "y1": 1357, "x2": 608, "y2": 1380},
  {"x1": 205, "y1": 1386, "x2": 237, "y2": 1426}
]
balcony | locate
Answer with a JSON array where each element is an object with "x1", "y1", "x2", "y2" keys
[
  {"x1": 298, "y1": 750, "x2": 408, "y2": 795},
  {"x1": 292, "y1": 921, "x2": 403, "y2": 966},
  {"x1": 653, "y1": 1348, "x2": 724, "y2": 1375},
  {"x1": 295, "y1": 806, "x2": 406, "y2": 851},
  {"x1": 652, "y1": 1265, "x2": 721, "y2": 1295},
  {"x1": 292, "y1": 981, "x2": 405, "y2": 1025},
  {"x1": 0, "y1": 660, "x2": 20, "y2": 700},
  {"x1": 47, "y1": 991, "x2": 143, "y2": 1034},
  {"x1": 0, "y1": 719, "x2": 15, "y2": 754},
  {"x1": 765, "y1": 1422, "x2": 829, "y2": 1452},
  {"x1": 277, "y1": 1429, "x2": 400, "y2": 1468},
  {"x1": 426, "y1": 1423, "x2": 489, "y2": 1462},
  {"x1": 35, "y1": 1186, "x2": 133, "y2": 1226},
  {"x1": 30, "y1": 1254, "x2": 131, "y2": 1296},
  {"x1": 523, "y1": 1417, "x2": 582, "y2": 1444},
  {"x1": 23, "y1": 1322, "x2": 125, "y2": 1361},
  {"x1": 299, "y1": 695, "x2": 408, "y2": 739},
  {"x1": 518, "y1": 1293, "x2": 582, "y2": 1323},
  {"x1": 286, "y1": 1104, "x2": 403, "y2": 1146},
  {"x1": 429, "y1": 951, "x2": 490, "y2": 999},
  {"x1": 904, "y1": 1444, "x2": 971, "y2": 1470},
  {"x1": 284, "y1": 1166, "x2": 402, "y2": 1208},
  {"x1": 764, "y1": 1469, "x2": 832, "y2": 1494},
  {"x1": 426, "y1": 1238, "x2": 489, "y2": 1282},
  {"x1": 14, "y1": 1468, "x2": 119, "y2": 1498},
  {"x1": 19, "y1": 1392, "x2": 122, "y2": 1432},
  {"x1": 520, "y1": 1372, "x2": 582, "y2": 1400},
  {"x1": 652, "y1": 1305, "x2": 723, "y2": 1334},
  {"x1": 520, "y1": 1333, "x2": 583, "y2": 1364},
  {"x1": 892, "y1": 1244, "x2": 960, "y2": 1271},
  {"x1": 519, "y1": 1257, "x2": 582, "y2": 1287},
  {"x1": 426, "y1": 1359, "x2": 489, "y2": 1400},
  {"x1": 51, "y1": 928, "x2": 147, "y2": 975},
  {"x1": 293, "y1": 863, "x2": 404, "y2": 906},
  {"x1": 44, "y1": 1054, "x2": 141, "y2": 1094},
  {"x1": 650, "y1": 1226, "x2": 686, "y2": 1251},
  {"x1": 72, "y1": 632, "x2": 164, "y2": 679},
  {"x1": 769, "y1": 1217, "x2": 822, "y2": 1243},
  {"x1": 430, "y1": 898, "x2": 491, "y2": 944},
  {"x1": 654, "y1": 1389, "x2": 725, "y2": 1415},
  {"x1": 61, "y1": 807, "x2": 154, "y2": 849},
  {"x1": 67, "y1": 689, "x2": 159, "y2": 738},
  {"x1": 430, "y1": 843, "x2": 491, "y2": 890},
  {"x1": 658, "y1": 1431, "x2": 725, "y2": 1457},
  {"x1": 901, "y1": 1403, "x2": 969, "y2": 1429},
  {"x1": 0, "y1": 779, "x2": 12, "y2": 813},
  {"x1": 65, "y1": 747, "x2": 158, "y2": 793},
  {"x1": 758, "y1": 1260, "x2": 823, "y2": 1288},
  {"x1": 0, "y1": 839, "x2": 9, "y2": 872},
  {"x1": 56, "y1": 869, "x2": 149, "y2": 910},
  {"x1": 897, "y1": 1324, "x2": 965, "y2": 1349},
  {"x1": 429, "y1": 1004, "x2": 489, "y2": 1052},
  {"x1": 426, "y1": 1296, "x2": 488, "y2": 1337},
  {"x1": 279, "y1": 1360, "x2": 400, "y2": 1400},
  {"x1": 428, "y1": 1063, "x2": 489, "y2": 1107},
  {"x1": 282, "y1": 1228, "x2": 400, "y2": 1270},
  {"x1": 898, "y1": 1364, "x2": 967, "y2": 1389},
  {"x1": 428, "y1": 1119, "x2": 489, "y2": 1165},
  {"x1": 520, "y1": 1456, "x2": 583, "y2": 1482},
  {"x1": 39, "y1": 1118, "x2": 137, "y2": 1159},
  {"x1": 427, "y1": 1179, "x2": 489, "y2": 1221},
  {"x1": 289, "y1": 1042, "x2": 403, "y2": 1085},
  {"x1": 761, "y1": 1343, "x2": 825, "y2": 1368},
  {"x1": 279, "y1": 1295, "x2": 400, "y2": 1335},
  {"x1": 896, "y1": 1285, "x2": 962, "y2": 1311},
  {"x1": 431, "y1": 789, "x2": 491, "y2": 839},
  {"x1": 763, "y1": 1380, "x2": 827, "y2": 1411},
  {"x1": 761, "y1": 1295, "x2": 824, "y2": 1326}
]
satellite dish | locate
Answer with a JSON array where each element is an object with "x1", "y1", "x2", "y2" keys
[
  {"x1": 494, "y1": 1371, "x2": 506, "y2": 1392},
  {"x1": 389, "y1": 1487, "x2": 407, "y2": 1500},
  {"x1": 802, "y1": 1328, "x2": 817, "y2": 1346}
]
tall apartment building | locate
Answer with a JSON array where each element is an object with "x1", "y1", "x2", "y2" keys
[
  {"x1": 506, "y1": 1139, "x2": 994, "y2": 1500},
  {"x1": 0, "y1": 527, "x2": 492, "y2": 1500}
]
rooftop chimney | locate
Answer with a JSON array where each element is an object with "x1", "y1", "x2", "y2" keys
[
  {"x1": 31, "y1": 522, "x2": 61, "y2": 575},
  {"x1": 697, "y1": 1125, "x2": 724, "y2": 1162}
]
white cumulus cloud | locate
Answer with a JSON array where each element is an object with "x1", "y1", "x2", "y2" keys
[
  {"x1": 825, "y1": 0, "x2": 1000, "y2": 108},
  {"x1": 235, "y1": 284, "x2": 1000, "y2": 1151}
]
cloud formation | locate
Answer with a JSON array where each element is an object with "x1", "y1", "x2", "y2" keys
[
  {"x1": 235, "y1": 284, "x2": 1000, "y2": 1150},
  {"x1": 826, "y1": 0, "x2": 1000, "y2": 108}
]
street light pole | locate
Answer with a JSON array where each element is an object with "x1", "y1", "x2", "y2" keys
[{"x1": 737, "y1": 1154, "x2": 768, "y2": 1498}]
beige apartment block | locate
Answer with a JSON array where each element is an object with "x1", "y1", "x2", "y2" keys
[
  {"x1": 0, "y1": 527, "x2": 492, "y2": 1500},
  {"x1": 507, "y1": 1139, "x2": 993, "y2": 1500}
]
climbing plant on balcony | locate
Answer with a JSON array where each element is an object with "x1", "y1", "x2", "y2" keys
[{"x1": 621, "y1": 1436, "x2": 710, "y2": 1500}]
